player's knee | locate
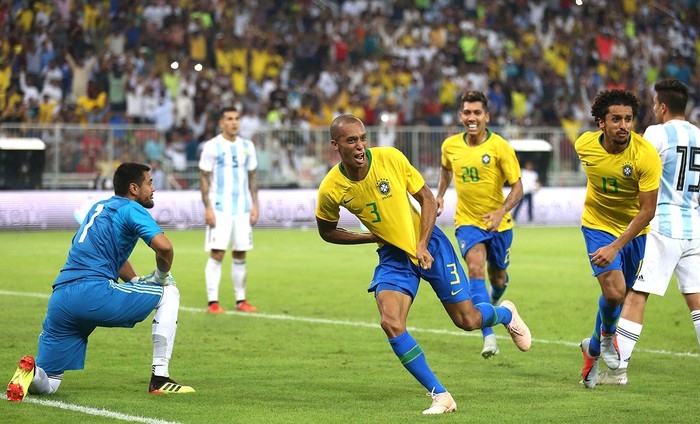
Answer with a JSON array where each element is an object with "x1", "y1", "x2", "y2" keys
[
  {"x1": 162, "y1": 284, "x2": 180, "y2": 305},
  {"x1": 603, "y1": 289, "x2": 625, "y2": 306},
  {"x1": 379, "y1": 316, "x2": 406, "y2": 338}
]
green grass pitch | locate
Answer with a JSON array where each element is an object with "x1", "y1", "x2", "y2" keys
[{"x1": 0, "y1": 226, "x2": 698, "y2": 423}]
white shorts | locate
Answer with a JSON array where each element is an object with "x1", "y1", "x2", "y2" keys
[
  {"x1": 205, "y1": 212, "x2": 253, "y2": 252},
  {"x1": 634, "y1": 230, "x2": 700, "y2": 296}
]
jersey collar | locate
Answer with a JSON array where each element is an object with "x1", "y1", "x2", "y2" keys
[{"x1": 339, "y1": 149, "x2": 373, "y2": 181}]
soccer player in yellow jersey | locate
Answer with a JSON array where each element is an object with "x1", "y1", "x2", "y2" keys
[
  {"x1": 436, "y1": 91, "x2": 523, "y2": 359},
  {"x1": 316, "y1": 114, "x2": 531, "y2": 415},
  {"x1": 575, "y1": 89, "x2": 662, "y2": 389}
]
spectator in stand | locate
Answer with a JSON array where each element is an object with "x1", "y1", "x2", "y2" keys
[
  {"x1": 76, "y1": 87, "x2": 108, "y2": 124},
  {"x1": 108, "y1": 63, "x2": 128, "y2": 115},
  {"x1": 64, "y1": 50, "x2": 97, "y2": 104}
]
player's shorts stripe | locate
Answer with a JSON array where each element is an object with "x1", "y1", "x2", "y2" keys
[{"x1": 109, "y1": 281, "x2": 162, "y2": 296}]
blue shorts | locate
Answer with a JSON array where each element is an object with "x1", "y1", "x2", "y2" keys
[
  {"x1": 455, "y1": 226, "x2": 513, "y2": 270},
  {"x1": 368, "y1": 226, "x2": 471, "y2": 304},
  {"x1": 37, "y1": 280, "x2": 163, "y2": 375},
  {"x1": 581, "y1": 226, "x2": 646, "y2": 288}
]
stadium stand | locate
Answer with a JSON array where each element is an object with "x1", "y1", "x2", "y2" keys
[{"x1": 0, "y1": 0, "x2": 697, "y2": 186}]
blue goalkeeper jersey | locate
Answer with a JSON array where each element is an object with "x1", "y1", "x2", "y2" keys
[{"x1": 53, "y1": 196, "x2": 163, "y2": 287}]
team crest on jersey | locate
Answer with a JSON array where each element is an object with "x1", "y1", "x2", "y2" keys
[
  {"x1": 622, "y1": 162, "x2": 633, "y2": 178},
  {"x1": 482, "y1": 154, "x2": 491, "y2": 165},
  {"x1": 376, "y1": 178, "x2": 391, "y2": 195}
]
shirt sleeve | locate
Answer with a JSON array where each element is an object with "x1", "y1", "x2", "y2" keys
[
  {"x1": 247, "y1": 140, "x2": 258, "y2": 172},
  {"x1": 642, "y1": 125, "x2": 665, "y2": 155},
  {"x1": 637, "y1": 142, "x2": 663, "y2": 193},
  {"x1": 403, "y1": 152, "x2": 426, "y2": 195},
  {"x1": 124, "y1": 202, "x2": 162, "y2": 245},
  {"x1": 198, "y1": 141, "x2": 213, "y2": 172},
  {"x1": 315, "y1": 183, "x2": 341, "y2": 223}
]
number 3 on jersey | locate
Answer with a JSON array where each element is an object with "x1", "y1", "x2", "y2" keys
[{"x1": 366, "y1": 202, "x2": 382, "y2": 222}]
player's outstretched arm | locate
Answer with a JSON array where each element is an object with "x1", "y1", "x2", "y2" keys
[{"x1": 316, "y1": 217, "x2": 380, "y2": 245}]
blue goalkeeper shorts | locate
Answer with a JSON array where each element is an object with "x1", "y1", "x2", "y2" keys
[
  {"x1": 36, "y1": 280, "x2": 163, "y2": 375},
  {"x1": 368, "y1": 226, "x2": 470, "y2": 304}
]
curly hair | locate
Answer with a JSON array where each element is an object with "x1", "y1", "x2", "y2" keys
[{"x1": 590, "y1": 89, "x2": 640, "y2": 123}]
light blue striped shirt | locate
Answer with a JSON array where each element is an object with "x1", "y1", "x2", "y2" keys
[
  {"x1": 199, "y1": 134, "x2": 257, "y2": 215},
  {"x1": 643, "y1": 119, "x2": 700, "y2": 239}
]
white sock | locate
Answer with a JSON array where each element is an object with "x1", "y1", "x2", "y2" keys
[
  {"x1": 29, "y1": 366, "x2": 62, "y2": 394},
  {"x1": 205, "y1": 257, "x2": 222, "y2": 303},
  {"x1": 617, "y1": 317, "x2": 642, "y2": 371},
  {"x1": 691, "y1": 310, "x2": 700, "y2": 346},
  {"x1": 152, "y1": 285, "x2": 179, "y2": 377},
  {"x1": 232, "y1": 258, "x2": 247, "y2": 302}
]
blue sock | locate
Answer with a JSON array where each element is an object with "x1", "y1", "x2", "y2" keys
[
  {"x1": 490, "y1": 273, "x2": 509, "y2": 305},
  {"x1": 589, "y1": 294, "x2": 620, "y2": 356},
  {"x1": 475, "y1": 303, "x2": 512, "y2": 327},
  {"x1": 389, "y1": 331, "x2": 446, "y2": 394},
  {"x1": 470, "y1": 278, "x2": 494, "y2": 337},
  {"x1": 589, "y1": 311, "x2": 602, "y2": 356},
  {"x1": 599, "y1": 294, "x2": 621, "y2": 334}
]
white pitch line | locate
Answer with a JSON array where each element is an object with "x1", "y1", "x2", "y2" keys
[
  {"x1": 3, "y1": 290, "x2": 700, "y2": 360},
  {"x1": 179, "y1": 307, "x2": 700, "y2": 358},
  {"x1": 1, "y1": 289, "x2": 699, "y2": 421},
  {"x1": 1, "y1": 394, "x2": 180, "y2": 424}
]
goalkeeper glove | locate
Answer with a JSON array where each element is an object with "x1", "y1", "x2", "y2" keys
[{"x1": 141, "y1": 269, "x2": 177, "y2": 286}]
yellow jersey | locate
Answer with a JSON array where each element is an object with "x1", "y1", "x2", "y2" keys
[
  {"x1": 575, "y1": 131, "x2": 662, "y2": 236},
  {"x1": 316, "y1": 147, "x2": 425, "y2": 264},
  {"x1": 441, "y1": 130, "x2": 521, "y2": 231}
]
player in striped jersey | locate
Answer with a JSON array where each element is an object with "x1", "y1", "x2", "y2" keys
[
  {"x1": 6, "y1": 163, "x2": 193, "y2": 402},
  {"x1": 199, "y1": 106, "x2": 259, "y2": 313},
  {"x1": 598, "y1": 79, "x2": 700, "y2": 386},
  {"x1": 316, "y1": 114, "x2": 531, "y2": 414},
  {"x1": 575, "y1": 89, "x2": 662, "y2": 389}
]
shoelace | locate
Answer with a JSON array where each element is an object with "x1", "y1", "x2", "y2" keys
[{"x1": 506, "y1": 322, "x2": 522, "y2": 335}]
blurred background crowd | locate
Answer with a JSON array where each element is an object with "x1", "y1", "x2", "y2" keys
[{"x1": 0, "y1": 0, "x2": 698, "y2": 189}]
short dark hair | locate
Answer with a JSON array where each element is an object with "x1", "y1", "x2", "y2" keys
[
  {"x1": 330, "y1": 114, "x2": 363, "y2": 140},
  {"x1": 219, "y1": 106, "x2": 238, "y2": 119},
  {"x1": 460, "y1": 91, "x2": 488, "y2": 110},
  {"x1": 654, "y1": 78, "x2": 688, "y2": 116},
  {"x1": 113, "y1": 162, "x2": 150, "y2": 195},
  {"x1": 590, "y1": 89, "x2": 640, "y2": 123}
]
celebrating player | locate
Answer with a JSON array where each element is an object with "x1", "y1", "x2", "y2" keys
[
  {"x1": 436, "y1": 91, "x2": 524, "y2": 358},
  {"x1": 315, "y1": 114, "x2": 531, "y2": 414},
  {"x1": 598, "y1": 79, "x2": 700, "y2": 385},
  {"x1": 575, "y1": 89, "x2": 662, "y2": 389}
]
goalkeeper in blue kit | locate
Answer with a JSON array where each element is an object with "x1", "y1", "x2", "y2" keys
[{"x1": 6, "y1": 162, "x2": 194, "y2": 402}]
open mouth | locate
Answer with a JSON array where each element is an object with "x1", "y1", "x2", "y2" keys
[
  {"x1": 354, "y1": 152, "x2": 365, "y2": 163},
  {"x1": 468, "y1": 124, "x2": 478, "y2": 131}
]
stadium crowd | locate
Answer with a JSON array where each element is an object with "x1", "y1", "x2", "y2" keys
[{"x1": 0, "y1": 0, "x2": 698, "y2": 175}]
